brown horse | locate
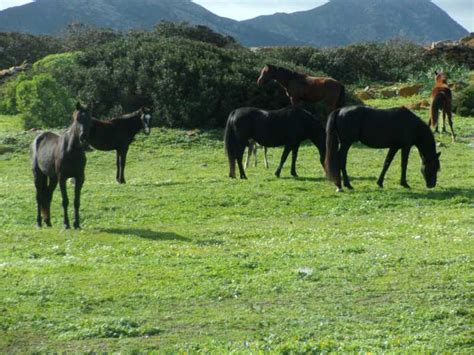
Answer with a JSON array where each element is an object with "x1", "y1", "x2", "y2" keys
[
  {"x1": 430, "y1": 70, "x2": 455, "y2": 142},
  {"x1": 257, "y1": 64, "x2": 345, "y2": 111}
]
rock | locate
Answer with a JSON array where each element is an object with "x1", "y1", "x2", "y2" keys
[
  {"x1": 380, "y1": 89, "x2": 397, "y2": 98},
  {"x1": 356, "y1": 90, "x2": 373, "y2": 101},
  {"x1": 420, "y1": 100, "x2": 430, "y2": 108},
  {"x1": 398, "y1": 84, "x2": 423, "y2": 97}
]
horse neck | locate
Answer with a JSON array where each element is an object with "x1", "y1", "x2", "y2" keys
[
  {"x1": 273, "y1": 68, "x2": 298, "y2": 87},
  {"x1": 415, "y1": 123, "x2": 436, "y2": 161},
  {"x1": 64, "y1": 122, "x2": 82, "y2": 152},
  {"x1": 120, "y1": 114, "x2": 143, "y2": 136}
]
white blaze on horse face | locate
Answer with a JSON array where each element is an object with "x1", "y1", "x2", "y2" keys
[{"x1": 143, "y1": 114, "x2": 151, "y2": 135}]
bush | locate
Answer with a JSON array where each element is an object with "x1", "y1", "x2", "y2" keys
[
  {"x1": 16, "y1": 74, "x2": 74, "y2": 129},
  {"x1": 453, "y1": 84, "x2": 474, "y2": 117}
]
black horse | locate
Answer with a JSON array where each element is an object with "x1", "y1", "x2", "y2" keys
[
  {"x1": 32, "y1": 103, "x2": 92, "y2": 229},
  {"x1": 224, "y1": 107, "x2": 326, "y2": 179},
  {"x1": 325, "y1": 106, "x2": 441, "y2": 191},
  {"x1": 88, "y1": 107, "x2": 152, "y2": 184}
]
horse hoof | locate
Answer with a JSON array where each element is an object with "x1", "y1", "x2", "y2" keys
[
  {"x1": 291, "y1": 173, "x2": 299, "y2": 178},
  {"x1": 377, "y1": 181, "x2": 384, "y2": 188},
  {"x1": 275, "y1": 172, "x2": 281, "y2": 178},
  {"x1": 336, "y1": 187, "x2": 343, "y2": 193},
  {"x1": 401, "y1": 183, "x2": 411, "y2": 189},
  {"x1": 64, "y1": 224, "x2": 71, "y2": 230}
]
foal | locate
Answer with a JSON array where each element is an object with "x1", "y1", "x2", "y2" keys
[
  {"x1": 32, "y1": 103, "x2": 91, "y2": 229},
  {"x1": 430, "y1": 70, "x2": 455, "y2": 142},
  {"x1": 245, "y1": 140, "x2": 269, "y2": 170},
  {"x1": 88, "y1": 107, "x2": 152, "y2": 184}
]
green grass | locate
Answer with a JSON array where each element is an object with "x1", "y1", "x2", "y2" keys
[{"x1": 0, "y1": 99, "x2": 473, "y2": 352}]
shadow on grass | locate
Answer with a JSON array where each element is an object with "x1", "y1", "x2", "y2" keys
[
  {"x1": 399, "y1": 187, "x2": 474, "y2": 201},
  {"x1": 101, "y1": 228, "x2": 190, "y2": 242}
]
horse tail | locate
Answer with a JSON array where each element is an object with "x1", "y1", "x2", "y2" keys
[
  {"x1": 430, "y1": 92, "x2": 446, "y2": 128},
  {"x1": 224, "y1": 112, "x2": 239, "y2": 177},
  {"x1": 336, "y1": 85, "x2": 346, "y2": 109},
  {"x1": 325, "y1": 109, "x2": 341, "y2": 183}
]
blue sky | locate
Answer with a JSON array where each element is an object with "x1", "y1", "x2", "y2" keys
[{"x1": 0, "y1": 0, "x2": 472, "y2": 31}]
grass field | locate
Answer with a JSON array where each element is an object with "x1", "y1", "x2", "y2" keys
[{"x1": 0, "y1": 97, "x2": 473, "y2": 352}]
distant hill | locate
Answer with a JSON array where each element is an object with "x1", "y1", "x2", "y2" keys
[
  {"x1": 0, "y1": 0, "x2": 295, "y2": 46},
  {"x1": 0, "y1": 0, "x2": 468, "y2": 47},
  {"x1": 243, "y1": 0, "x2": 469, "y2": 46}
]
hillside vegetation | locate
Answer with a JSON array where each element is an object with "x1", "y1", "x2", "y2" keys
[{"x1": 0, "y1": 23, "x2": 469, "y2": 130}]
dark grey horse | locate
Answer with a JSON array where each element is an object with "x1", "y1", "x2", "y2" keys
[
  {"x1": 32, "y1": 103, "x2": 92, "y2": 229},
  {"x1": 224, "y1": 106, "x2": 326, "y2": 179},
  {"x1": 325, "y1": 106, "x2": 441, "y2": 191}
]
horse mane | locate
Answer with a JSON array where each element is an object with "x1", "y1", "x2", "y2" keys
[
  {"x1": 119, "y1": 109, "x2": 142, "y2": 120},
  {"x1": 272, "y1": 65, "x2": 307, "y2": 80}
]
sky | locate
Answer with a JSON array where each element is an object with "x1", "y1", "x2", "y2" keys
[{"x1": 0, "y1": 0, "x2": 472, "y2": 31}]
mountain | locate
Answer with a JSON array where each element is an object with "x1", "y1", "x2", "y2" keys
[
  {"x1": 0, "y1": 0, "x2": 295, "y2": 46},
  {"x1": 0, "y1": 0, "x2": 469, "y2": 47},
  {"x1": 243, "y1": 0, "x2": 469, "y2": 47}
]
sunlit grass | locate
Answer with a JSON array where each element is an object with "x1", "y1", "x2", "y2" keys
[{"x1": 0, "y1": 97, "x2": 473, "y2": 352}]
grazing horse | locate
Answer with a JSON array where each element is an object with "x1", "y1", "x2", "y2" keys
[
  {"x1": 32, "y1": 103, "x2": 92, "y2": 229},
  {"x1": 257, "y1": 64, "x2": 345, "y2": 111},
  {"x1": 224, "y1": 107, "x2": 326, "y2": 179},
  {"x1": 325, "y1": 106, "x2": 441, "y2": 192},
  {"x1": 88, "y1": 107, "x2": 152, "y2": 184},
  {"x1": 245, "y1": 139, "x2": 269, "y2": 170},
  {"x1": 430, "y1": 70, "x2": 455, "y2": 142}
]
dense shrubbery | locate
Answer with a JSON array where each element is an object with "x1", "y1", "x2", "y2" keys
[
  {"x1": 0, "y1": 32, "x2": 65, "y2": 68},
  {"x1": 16, "y1": 73, "x2": 74, "y2": 129},
  {"x1": 453, "y1": 84, "x2": 474, "y2": 117},
  {"x1": 265, "y1": 41, "x2": 452, "y2": 85},
  {"x1": 0, "y1": 23, "x2": 467, "y2": 129}
]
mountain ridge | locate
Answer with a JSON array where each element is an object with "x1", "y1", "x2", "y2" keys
[{"x1": 0, "y1": 0, "x2": 468, "y2": 47}]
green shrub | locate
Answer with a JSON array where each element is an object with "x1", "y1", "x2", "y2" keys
[
  {"x1": 0, "y1": 75, "x2": 23, "y2": 114},
  {"x1": 15, "y1": 73, "x2": 74, "y2": 129},
  {"x1": 453, "y1": 84, "x2": 474, "y2": 117}
]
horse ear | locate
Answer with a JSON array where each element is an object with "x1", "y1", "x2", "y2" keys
[
  {"x1": 75, "y1": 102, "x2": 82, "y2": 110},
  {"x1": 434, "y1": 70, "x2": 439, "y2": 76}
]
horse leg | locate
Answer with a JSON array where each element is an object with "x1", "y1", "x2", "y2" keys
[
  {"x1": 400, "y1": 147, "x2": 411, "y2": 189},
  {"x1": 275, "y1": 146, "x2": 292, "y2": 178},
  {"x1": 229, "y1": 157, "x2": 236, "y2": 178},
  {"x1": 290, "y1": 145, "x2": 300, "y2": 177},
  {"x1": 118, "y1": 147, "x2": 129, "y2": 184},
  {"x1": 73, "y1": 175, "x2": 84, "y2": 229},
  {"x1": 339, "y1": 144, "x2": 353, "y2": 190},
  {"x1": 442, "y1": 109, "x2": 447, "y2": 133},
  {"x1": 244, "y1": 141, "x2": 253, "y2": 169},
  {"x1": 116, "y1": 150, "x2": 121, "y2": 183},
  {"x1": 236, "y1": 145, "x2": 247, "y2": 179},
  {"x1": 264, "y1": 147, "x2": 269, "y2": 169},
  {"x1": 377, "y1": 147, "x2": 399, "y2": 188},
  {"x1": 447, "y1": 108, "x2": 455, "y2": 143},
  {"x1": 44, "y1": 176, "x2": 58, "y2": 227},
  {"x1": 59, "y1": 176, "x2": 70, "y2": 229},
  {"x1": 33, "y1": 169, "x2": 47, "y2": 228},
  {"x1": 254, "y1": 144, "x2": 258, "y2": 167}
]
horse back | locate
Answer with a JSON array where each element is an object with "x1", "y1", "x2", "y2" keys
[
  {"x1": 32, "y1": 132, "x2": 60, "y2": 177},
  {"x1": 89, "y1": 118, "x2": 124, "y2": 151},
  {"x1": 337, "y1": 106, "x2": 420, "y2": 148}
]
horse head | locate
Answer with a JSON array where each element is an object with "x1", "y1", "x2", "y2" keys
[
  {"x1": 421, "y1": 152, "x2": 441, "y2": 189},
  {"x1": 257, "y1": 64, "x2": 275, "y2": 86},
  {"x1": 435, "y1": 70, "x2": 448, "y2": 85},
  {"x1": 72, "y1": 102, "x2": 92, "y2": 146},
  {"x1": 140, "y1": 107, "x2": 153, "y2": 135}
]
